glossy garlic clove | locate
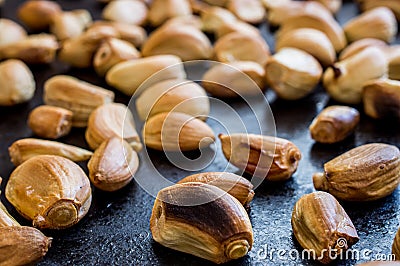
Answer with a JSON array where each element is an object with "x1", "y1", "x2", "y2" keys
[{"x1": 150, "y1": 182, "x2": 253, "y2": 264}]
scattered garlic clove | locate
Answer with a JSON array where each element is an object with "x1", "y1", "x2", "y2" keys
[
  {"x1": 215, "y1": 20, "x2": 261, "y2": 39},
  {"x1": 227, "y1": 0, "x2": 265, "y2": 24},
  {"x1": 358, "y1": 0, "x2": 400, "y2": 21},
  {"x1": 50, "y1": 10, "x2": 92, "y2": 41},
  {"x1": 162, "y1": 15, "x2": 203, "y2": 30},
  {"x1": 102, "y1": 0, "x2": 148, "y2": 25},
  {"x1": 17, "y1": 0, "x2": 62, "y2": 30},
  {"x1": 308, "y1": 0, "x2": 342, "y2": 14},
  {"x1": 6, "y1": 155, "x2": 92, "y2": 229},
  {"x1": 201, "y1": 6, "x2": 237, "y2": 33},
  {"x1": 339, "y1": 38, "x2": 387, "y2": 60},
  {"x1": 0, "y1": 19, "x2": 27, "y2": 47},
  {"x1": 386, "y1": 45, "x2": 400, "y2": 80},
  {"x1": 148, "y1": 0, "x2": 192, "y2": 27}
]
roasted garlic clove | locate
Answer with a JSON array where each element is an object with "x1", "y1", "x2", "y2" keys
[
  {"x1": 201, "y1": 6, "x2": 237, "y2": 33},
  {"x1": 102, "y1": 0, "x2": 148, "y2": 25},
  {"x1": 150, "y1": 182, "x2": 253, "y2": 264},
  {"x1": 86, "y1": 103, "x2": 142, "y2": 151},
  {"x1": 0, "y1": 34, "x2": 58, "y2": 64},
  {"x1": 213, "y1": 32, "x2": 270, "y2": 66},
  {"x1": 93, "y1": 38, "x2": 141, "y2": 77},
  {"x1": 387, "y1": 45, "x2": 400, "y2": 81},
  {"x1": 0, "y1": 59, "x2": 35, "y2": 106},
  {"x1": 323, "y1": 46, "x2": 387, "y2": 104},
  {"x1": 0, "y1": 226, "x2": 52, "y2": 265},
  {"x1": 363, "y1": 79, "x2": 400, "y2": 120},
  {"x1": 219, "y1": 133, "x2": 301, "y2": 181},
  {"x1": 0, "y1": 179, "x2": 19, "y2": 227},
  {"x1": 0, "y1": 19, "x2": 27, "y2": 47},
  {"x1": 275, "y1": 28, "x2": 336, "y2": 67},
  {"x1": 215, "y1": 19, "x2": 261, "y2": 39},
  {"x1": 9, "y1": 138, "x2": 93, "y2": 166},
  {"x1": 136, "y1": 79, "x2": 210, "y2": 121},
  {"x1": 142, "y1": 25, "x2": 212, "y2": 61},
  {"x1": 393, "y1": 226, "x2": 400, "y2": 261},
  {"x1": 106, "y1": 55, "x2": 186, "y2": 95},
  {"x1": 28, "y1": 105, "x2": 73, "y2": 139},
  {"x1": 162, "y1": 15, "x2": 203, "y2": 30},
  {"x1": 313, "y1": 143, "x2": 400, "y2": 201},
  {"x1": 44, "y1": 75, "x2": 115, "y2": 127},
  {"x1": 292, "y1": 191, "x2": 359, "y2": 264},
  {"x1": 344, "y1": 7, "x2": 397, "y2": 43},
  {"x1": 148, "y1": 0, "x2": 192, "y2": 27},
  {"x1": 339, "y1": 38, "x2": 387, "y2": 60},
  {"x1": 357, "y1": 0, "x2": 400, "y2": 21},
  {"x1": 265, "y1": 48, "x2": 322, "y2": 100},
  {"x1": 309, "y1": 105, "x2": 360, "y2": 144},
  {"x1": 88, "y1": 137, "x2": 139, "y2": 192},
  {"x1": 17, "y1": 0, "x2": 62, "y2": 30},
  {"x1": 178, "y1": 172, "x2": 254, "y2": 207},
  {"x1": 6, "y1": 155, "x2": 92, "y2": 229},
  {"x1": 308, "y1": 0, "x2": 342, "y2": 14},
  {"x1": 143, "y1": 112, "x2": 215, "y2": 151},
  {"x1": 50, "y1": 10, "x2": 92, "y2": 41},
  {"x1": 226, "y1": 0, "x2": 265, "y2": 24},
  {"x1": 202, "y1": 61, "x2": 265, "y2": 98}
]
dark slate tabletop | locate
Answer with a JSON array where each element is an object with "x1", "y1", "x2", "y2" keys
[{"x1": 0, "y1": 1, "x2": 399, "y2": 265}]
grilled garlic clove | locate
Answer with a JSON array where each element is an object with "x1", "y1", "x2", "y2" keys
[
  {"x1": 93, "y1": 38, "x2": 141, "y2": 77},
  {"x1": 0, "y1": 34, "x2": 58, "y2": 64},
  {"x1": 0, "y1": 19, "x2": 27, "y2": 47},
  {"x1": 363, "y1": 79, "x2": 400, "y2": 119},
  {"x1": 86, "y1": 103, "x2": 142, "y2": 151},
  {"x1": 136, "y1": 79, "x2": 209, "y2": 121},
  {"x1": 339, "y1": 38, "x2": 387, "y2": 60},
  {"x1": 106, "y1": 55, "x2": 186, "y2": 95},
  {"x1": 292, "y1": 191, "x2": 359, "y2": 264},
  {"x1": 313, "y1": 143, "x2": 400, "y2": 201},
  {"x1": 150, "y1": 182, "x2": 253, "y2": 264},
  {"x1": 88, "y1": 137, "x2": 139, "y2": 192},
  {"x1": 148, "y1": 0, "x2": 192, "y2": 27},
  {"x1": 178, "y1": 172, "x2": 255, "y2": 206},
  {"x1": 102, "y1": 0, "x2": 148, "y2": 25},
  {"x1": 275, "y1": 28, "x2": 336, "y2": 67},
  {"x1": 202, "y1": 61, "x2": 265, "y2": 98},
  {"x1": 265, "y1": 48, "x2": 322, "y2": 100},
  {"x1": 44, "y1": 75, "x2": 115, "y2": 127},
  {"x1": 219, "y1": 133, "x2": 301, "y2": 181},
  {"x1": 227, "y1": 0, "x2": 265, "y2": 24},
  {"x1": 323, "y1": 46, "x2": 387, "y2": 104},
  {"x1": 9, "y1": 138, "x2": 93, "y2": 166},
  {"x1": 50, "y1": 10, "x2": 92, "y2": 41},
  {"x1": 143, "y1": 112, "x2": 215, "y2": 151},
  {"x1": 17, "y1": 0, "x2": 62, "y2": 30},
  {"x1": 28, "y1": 105, "x2": 73, "y2": 139},
  {"x1": 308, "y1": 0, "x2": 342, "y2": 14},
  {"x1": 393, "y1": 227, "x2": 400, "y2": 261},
  {"x1": 142, "y1": 25, "x2": 212, "y2": 61},
  {"x1": 309, "y1": 105, "x2": 360, "y2": 144},
  {"x1": 0, "y1": 226, "x2": 52, "y2": 265},
  {"x1": 344, "y1": 7, "x2": 397, "y2": 43},
  {"x1": 214, "y1": 32, "x2": 270, "y2": 66},
  {"x1": 201, "y1": 6, "x2": 237, "y2": 33},
  {"x1": 0, "y1": 59, "x2": 35, "y2": 106},
  {"x1": 6, "y1": 155, "x2": 92, "y2": 229}
]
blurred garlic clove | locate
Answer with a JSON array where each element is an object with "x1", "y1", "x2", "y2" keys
[
  {"x1": 17, "y1": 0, "x2": 62, "y2": 30},
  {"x1": 102, "y1": 0, "x2": 148, "y2": 25},
  {"x1": 86, "y1": 103, "x2": 142, "y2": 151},
  {"x1": 0, "y1": 34, "x2": 58, "y2": 64},
  {"x1": 0, "y1": 178, "x2": 20, "y2": 227},
  {"x1": 276, "y1": 28, "x2": 336, "y2": 67},
  {"x1": 278, "y1": 13, "x2": 346, "y2": 53},
  {"x1": 363, "y1": 79, "x2": 400, "y2": 120},
  {"x1": 28, "y1": 105, "x2": 73, "y2": 139},
  {"x1": 308, "y1": 0, "x2": 342, "y2": 14},
  {"x1": 143, "y1": 112, "x2": 215, "y2": 151},
  {"x1": 214, "y1": 32, "x2": 270, "y2": 66},
  {"x1": 344, "y1": 7, "x2": 398, "y2": 43},
  {"x1": 0, "y1": 59, "x2": 35, "y2": 106},
  {"x1": 216, "y1": 20, "x2": 261, "y2": 39},
  {"x1": 0, "y1": 19, "x2": 27, "y2": 47},
  {"x1": 201, "y1": 6, "x2": 237, "y2": 33},
  {"x1": 50, "y1": 10, "x2": 92, "y2": 41},
  {"x1": 88, "y1": 137, "x2": 139, "y2": 192},
  {"x1": 358, "y1": 0, "x2": 400, "y2": 21},
  {"x1": 6, "y1": 155, "x2": 92, "y2": 229},
  {"x1": 202, "y1": 0, "x2": 227, "y2": 6},
  {"x1": 142, "y1": 25, "x2": 212, "y2": 61},
  {"x1": 136, "y1": 79, "x2": 209, "y2": 121},
  {"x1": 227, "y1": 0, "x2": 265, "y2": 24},
  {"x1": 94, "y1": 38, "x2": 141, "y2": 77},
  {"x1": 9, "y1": 138, "x2": 93, "y2": 166},
  {"x1": 323, "y1": 46, "x2": 387, "y2": 104},
  {"x1": 148, "y1": 0, "x2": 191, "y2": 27},
  {"x1": 43, "y1": 75, "x2": 115, "y2": 127},
  {"x1": 163, "y1": 15, "x2": 203, "y2": 30},
  {"x1": 106, "y1": 55, "x2": 186, "y2": 95},
  {"x1": 265, "y1": 48, "x2": 322, "y2": 100},
  {"x1": 202, "y1": 61, "x2": 266, "y2": 98},
  {"x1": 339, "y1": 38, "x2": 387, "y2": 60}
]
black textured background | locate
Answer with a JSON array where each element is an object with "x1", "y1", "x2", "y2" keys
[{"x1": 0, "y1": 1, "x2": 399, "y2": 265}]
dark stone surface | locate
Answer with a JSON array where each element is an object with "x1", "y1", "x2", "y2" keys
[{"x1": 0, "y1": 1, "x2": 399, "y2": 266}]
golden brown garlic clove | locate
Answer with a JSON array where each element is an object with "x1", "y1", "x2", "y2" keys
[
  {"x1": 5, "y1": 155, "x2": 92, "y2": 229},
  {"x1": 17, "y1": 0, "x2": 62, "y2": 30},
  {"x1": 313, "y1": 143, "x2": 400, "y2": 201},
  {"x1": 150, "y1": 182, "x2": 253, "y2": 264},
  {"x1": 339, "y1": 38, "x2": 387, "y2": 60},
  {"x1": 219, "y1": 133, "x2": 301, "y2": 181}
]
